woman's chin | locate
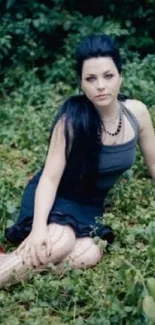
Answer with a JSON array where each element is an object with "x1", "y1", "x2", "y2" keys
[{"x1": 94, "y1": 97, "x2": 112, "y2": 108}]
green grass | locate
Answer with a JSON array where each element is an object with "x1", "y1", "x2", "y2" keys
[{"x1": 1, "y1": 87, "x2": 155, "y2": 325}]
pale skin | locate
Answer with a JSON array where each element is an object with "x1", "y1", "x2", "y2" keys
[{"x1": 0, "y1": 56, "x2": 155, "y2": 287}]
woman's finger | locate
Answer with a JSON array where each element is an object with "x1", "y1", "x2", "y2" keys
[
  {"x1": 22, "y1": 245, "x2": 31, "y2": 265},
  {"x1": 30, "y1": 246, "x2": 41, "y2": 268},
  {"x1": 46, "y1": 238, "x2": 51, "y2": 257},
  {"x1": 35, "y1": 244, "x2": 46, "y2": 265},
  {"x1": 24, "y1": 250, "x2": 32, "y2": 268}
]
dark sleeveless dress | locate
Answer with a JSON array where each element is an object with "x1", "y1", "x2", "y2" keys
[{"x1": 5, "y1": 103, "x2": 140, "y2": 245}]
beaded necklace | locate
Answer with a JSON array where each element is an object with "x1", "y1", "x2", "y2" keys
[{"x1": 103, "y1": 108, "x2": 123, "y2": 137}]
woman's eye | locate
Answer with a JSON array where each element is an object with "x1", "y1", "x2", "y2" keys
[
  {"x1": 105, "y1": 74, "x2": 114, "y2": 79},
  {"x1": 86, "y1": 76, "x2": 96, "y2": 82}
]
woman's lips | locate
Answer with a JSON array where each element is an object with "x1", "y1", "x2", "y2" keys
[{"x1": 95, "y1": 94, "x2": 108, "y2": 99}]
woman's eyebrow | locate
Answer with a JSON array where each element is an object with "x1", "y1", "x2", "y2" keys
[
  {"x1": 103, "y1": 70, "x2": 113, "y2": 74},
  {"x1": 85, "y1": 73, "x2": 96, "y2": 76},
  {"x1": 85, "y1": 70, "x2": 112, "y2": 76}
]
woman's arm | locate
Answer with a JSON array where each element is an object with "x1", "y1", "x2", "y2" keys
[
  {"x1": 32, "y1": 118, "x2": 67, "y2": 232},
  {"x1": 137, "y1": 102, "x2": 155, "y2": 180}
]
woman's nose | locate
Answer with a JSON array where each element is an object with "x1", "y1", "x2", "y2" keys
[{"x1": 96, "y1": 79, "x2": 106, "y2": 90}]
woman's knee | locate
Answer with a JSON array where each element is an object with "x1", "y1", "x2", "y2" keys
[
  {"x1": 59, "y1": 237, "x2": 102, "y2": 269},
  {"x1": 48, "y1": 223, "x2": 76, "y2": 249},
  {"x1": 85, "y1": 242, "x2": 102, "y2": 267}
]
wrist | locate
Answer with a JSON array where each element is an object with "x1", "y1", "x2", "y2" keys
[{"x1": 32, "y1": 222, "x2": 47, "y2": 233}]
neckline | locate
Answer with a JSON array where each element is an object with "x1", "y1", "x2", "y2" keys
[
  {"x1": 101, "y1": 135, "x2": 136, "y2": 148},
  {"x1": 101, "y1": 101, "x2": 138, "y2": 150}
]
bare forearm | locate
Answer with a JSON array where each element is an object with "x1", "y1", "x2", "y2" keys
[{"x1": 32, "y1": 176, "x2": 58, "y2": 231}]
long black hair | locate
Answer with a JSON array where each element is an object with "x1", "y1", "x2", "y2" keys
[{"x1": 50, "y1": 34, "x2": 127, "y2": 195}]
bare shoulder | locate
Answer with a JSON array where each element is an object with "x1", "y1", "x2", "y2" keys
[
  {"x1": 123, "y1": 99, "x2": 148, "y2": 116},
  {"x1": 123, "y1": 99, "x2": 149, "y2": 129}
]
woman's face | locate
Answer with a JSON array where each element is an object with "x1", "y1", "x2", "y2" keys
[{"x1": 81, "y1": 56, "x2": 122, "y2": 108}]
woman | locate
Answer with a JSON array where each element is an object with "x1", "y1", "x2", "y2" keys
[{"x1": 0, "y1": 34, "x2": 155, "y2": 287}]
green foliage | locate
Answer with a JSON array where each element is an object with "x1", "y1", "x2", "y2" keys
[
  {"x1": 0, "y1": 0, "x2": 155, "y2": 89},
  {"x1": 123, "y1": 54, "x2": 155, "y2": 107}
]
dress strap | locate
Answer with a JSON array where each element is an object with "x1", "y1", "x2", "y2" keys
[{"x1": 120, "y1": 102, "x2": 140, "y2": 138}]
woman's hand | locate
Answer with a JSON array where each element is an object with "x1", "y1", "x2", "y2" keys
[{"x1": 16, "y1": 227, "x2": 51, "y2": 268}]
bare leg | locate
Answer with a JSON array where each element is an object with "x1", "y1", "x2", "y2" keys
[
  {"x1": 0, "y1": 252, "x2": 12, "y2": 262},
  {"x1": 0, "y1": 223, "x2": 76, "y2": 287},
  {"x1": 57, "y1": 237, "x2": 102, "y2": 270},
  {"x1": 0, "y1": 255, "x2": 6, "y2": 261}
]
